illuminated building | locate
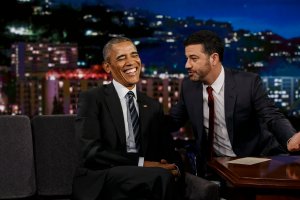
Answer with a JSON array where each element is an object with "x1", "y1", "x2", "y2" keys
[
  {"x1": 11, "y1": 42, "x2": 78, "y2": 116},
  {"x1": 45, "y1": 66, "x2": 109, "y2": 115},
  {"x1": 262, "y1": 76, "x2": 300, "y2": 116},
  {"x1": 0, "y1": 88, "x2": 8, "y2": 114},
  {"x1": 13, "y1": 67, "x2": 184, "y2": 117},
  {"x1": 43, "y1": 71, "x2": 184, "y2": 116},
  {"x1": 13, "y1": 66, "x2": 109, "y2": 117},
  {"x1": 11, "y1": 42, "x2": 78, "y2": 79},
  {"x1": 138, "y1": 75, "x2": 184, "y2": 113},
  {"x1": 15, "y1": 74, "x2": 45, "y2": 116}
]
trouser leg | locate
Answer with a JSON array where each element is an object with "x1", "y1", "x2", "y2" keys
[{"x1": 100, "y1": 166, "x2": 178, "y2": 200}]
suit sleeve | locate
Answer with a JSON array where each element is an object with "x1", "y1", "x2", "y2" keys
[
  {"x1": 75, "y1": 90, "x2": 139, "y2": 170},
  {"x1": 157, "y1": 103, "x2": 185, "y2": 173},
  {"x1": 252, "y1": 75, "x2": 296, "y2": 148}
]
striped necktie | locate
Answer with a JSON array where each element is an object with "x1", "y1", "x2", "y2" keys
[{"x1": 126, "y1": 91, "x2": 140, "y2": 151}]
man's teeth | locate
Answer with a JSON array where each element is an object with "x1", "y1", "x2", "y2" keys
[{"x1": 125, "y1": 68, "x2": 136, "y2": 74}]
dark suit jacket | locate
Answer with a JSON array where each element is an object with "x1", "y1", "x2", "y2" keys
[
  {"x1": 73, "y1": 83, "x2": 178, "y2": 200},
  {"x1": 169, "y1": 68, "x2": 296, "y2": 175}
]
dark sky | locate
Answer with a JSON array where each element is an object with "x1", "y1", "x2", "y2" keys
[{"x1": 58, "y1": 0, "x2": 300, "y2": 39}]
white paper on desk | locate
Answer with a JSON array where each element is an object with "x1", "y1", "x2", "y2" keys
[{"x1": 227, "y1": 157, "x2": 271, "y2": 165}]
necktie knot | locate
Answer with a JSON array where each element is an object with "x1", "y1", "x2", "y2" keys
[
  {"x1": 206, "y1": 86, "x2": 214, "y2": 107},
  {"x1": 206, "y1": 86, "x2": 213, "y2": 94},
  {"x1": 126, "y1": 91, "x2": 135, "y2": 100}
]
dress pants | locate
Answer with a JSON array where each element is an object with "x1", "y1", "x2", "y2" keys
[{"x1": 100, "y1": 166, "x2": 180, "y2": 200}]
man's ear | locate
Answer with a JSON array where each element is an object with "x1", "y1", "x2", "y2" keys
[
  {"x1": 103, "y1": 62, "x2": 111, "y2": 73},
  {"x1": 210, "y1": 53, "x2": 219, "y2": 66}
]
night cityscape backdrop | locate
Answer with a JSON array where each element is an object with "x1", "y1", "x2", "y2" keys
[
  {"x1": 60, "y1": 0, "x2": 300, "y2": 39},
  {"x1": 0, "y1": 0, "x2": 300, "y2": 128}
]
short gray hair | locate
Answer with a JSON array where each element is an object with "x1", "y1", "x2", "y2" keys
[{"x1": 102, "y1": 36, "x2": 133, "y2": 62}]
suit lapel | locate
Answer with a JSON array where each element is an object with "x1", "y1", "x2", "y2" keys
[
  {"x1": 192, "y1": 82, "x2": 204, "y2": 142},
  {"x1": 224, "y1": 68, "x2": 237, "y2": 143},
  {"x1": 104, "y1": 83, "x2": 127, "y2": 146}
]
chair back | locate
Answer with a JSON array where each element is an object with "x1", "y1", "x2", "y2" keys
[
  {"x1": 0, "y1": 115, "x2": 36, "y2": 199},
  {"x1": 32, "y1": 114, "x2": 78, "y2": 196}
]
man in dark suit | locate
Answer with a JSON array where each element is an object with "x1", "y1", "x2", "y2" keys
[
  {"x1": 72, "y1": 37, "x2": 182, "y2": 200},
  {"x1": 168, "y1": 30, "x2": 300, "y2": 177}
]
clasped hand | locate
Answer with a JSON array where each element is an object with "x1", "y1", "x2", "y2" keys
[
  {"x1": 287, "y1": 132, "x2": 300, "y2": 152},
  {"x1": 143, "y1": 159, "x2": 180, "y2": 177}
]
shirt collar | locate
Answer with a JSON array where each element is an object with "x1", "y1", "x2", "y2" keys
[
  {"x1": 112, "y1": 79, "x2": 137, "y2": 100},
  {"x1": 203, "y1": 66, "x2": 224, "y2": 94}
]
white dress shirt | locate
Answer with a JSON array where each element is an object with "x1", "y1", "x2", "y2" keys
[
  {"x1": 203, "y1": 67, "x2": 236, "y2": 157},
  {"x1": 113, "y1": 80, "x2": 144, "y2": 166},
  {"x1": 113, "y1": 80, "x2": 145, "y2": 166}
]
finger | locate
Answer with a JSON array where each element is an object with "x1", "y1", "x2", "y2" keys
[
  {"x1": 170, "y1": 169, "x2": 179, "y2": 177},
  {"x1": 160, "y1": 159, "x2": 168, "y2": 164},
  {"x1": 162, "y1": 163, "x2": 177, "y2": 170}
]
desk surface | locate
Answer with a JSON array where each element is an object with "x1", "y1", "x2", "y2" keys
[{"x1": 208, "y1": 155, "x2": 300, "y2": 189}]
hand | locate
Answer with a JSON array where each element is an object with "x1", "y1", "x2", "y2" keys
[
  {"x1": 287, "y1": 132, "x2": 300, "y2": 152},
  {"x1": 143, "y1": 159, "x2": 180, "y2": 177},
  {"x1": 160, "y1": 159, "x2": 181, "y2": 177}
]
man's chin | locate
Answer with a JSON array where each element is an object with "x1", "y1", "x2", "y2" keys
[
  {"x1": 126, "y1": 77, "x2": 140, "y2": 85},
  {"x1": 188, "y1": 75, "x2": 199, "y2": 82}
]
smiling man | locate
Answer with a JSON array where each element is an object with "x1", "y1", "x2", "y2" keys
[{"x1": 72, "y1": 37, "x2": 183, "y2": 200}]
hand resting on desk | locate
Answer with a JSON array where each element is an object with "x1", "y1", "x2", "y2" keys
[{"x1": 287, "y1": 132, "x2": 300, "y2": 152}]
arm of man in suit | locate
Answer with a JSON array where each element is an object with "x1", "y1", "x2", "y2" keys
[
  {"x1": 141, "y1": 101, "x2": 182, "y2": 178},
  {"x1": 252, "y1": 75, "x2": 297, "y2": 150}
]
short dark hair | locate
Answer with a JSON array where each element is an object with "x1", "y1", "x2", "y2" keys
[
  {"x1": 103, "y1": 36, "x2": 133, "y2": 62},
  {"x1": 184, "y1": 30, "x2": 224, "y2": 62}
]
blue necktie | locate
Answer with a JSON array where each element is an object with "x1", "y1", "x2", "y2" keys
[{"x1": 126, "y1": 91, "x2": 140, "y2": 151}]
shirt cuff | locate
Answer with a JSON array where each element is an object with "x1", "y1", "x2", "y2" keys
[{"x1": 138, "y1": 157, "x2": 144, "y2": 167}]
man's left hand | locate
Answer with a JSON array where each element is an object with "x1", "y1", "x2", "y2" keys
[{"x1": 287, "y1": 132, "x2": 300, "y2": 152}]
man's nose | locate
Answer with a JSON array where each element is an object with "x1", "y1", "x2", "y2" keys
[
  {"x1": 125, "y1": 58, "x2": 134, "y2": 65},
  {"x1": 185, "y1": 60, "x2": 191, "y2": 69},
  {"x1": 126, "y1": 57, "x2": 137, "y2": 65}
]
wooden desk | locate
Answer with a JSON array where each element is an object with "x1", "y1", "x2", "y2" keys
[{"x1": 208, "y1": 156, "x2": 300, "y2": 200}]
